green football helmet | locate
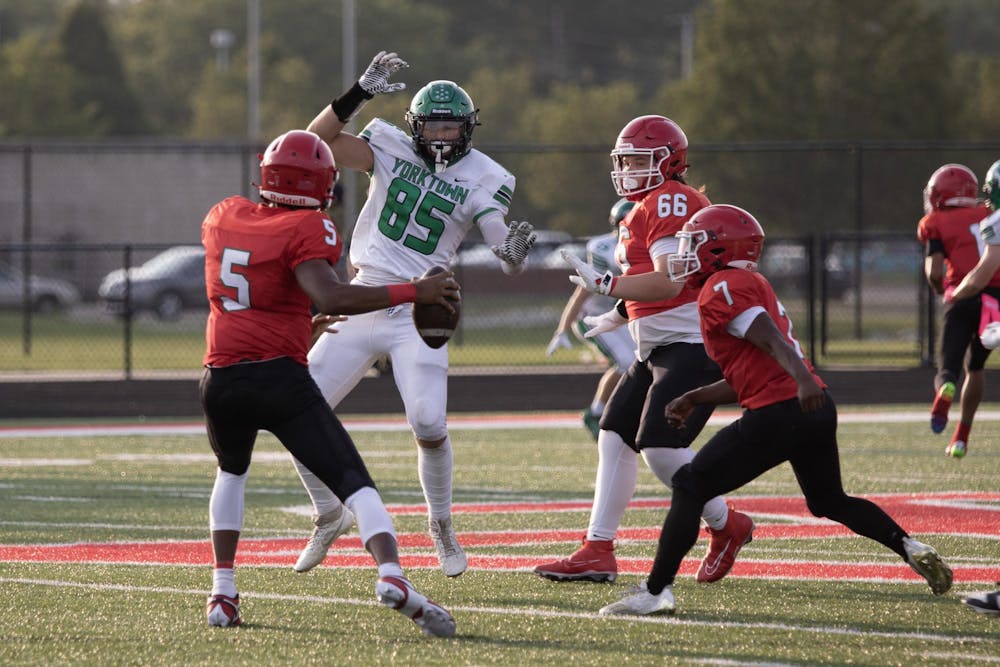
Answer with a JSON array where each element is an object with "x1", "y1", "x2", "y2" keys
[
  {"x1": 984, "y1": 159, "x2": 1000, "y2": 211},
  {"x1": 405, "y1": 80, "x2": 479, "y2": 172},
  {"x1": 609, "y1": 198, "x2": 635, "y2": 227}
]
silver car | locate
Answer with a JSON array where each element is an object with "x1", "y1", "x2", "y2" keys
[
  {"x1": 0, "y1": 261, "x2": 81, "y2": 313},
  {"x1": 98, "y1": 245, "x2": 206, "y2": 321}
]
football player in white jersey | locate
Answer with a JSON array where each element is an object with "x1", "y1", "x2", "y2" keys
[
  {"x1": 546, "y1": 199, "x2": 637, "y2": 439},
  {"x1": 290, "y1": 51, "x2": 537, "y2": 577}
]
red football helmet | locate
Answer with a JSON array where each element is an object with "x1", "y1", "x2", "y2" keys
[
  {"x1": 923, "y1": 163, "x2": 978, "y2": 214},
  {"x1": 259, "y1": 130, "x2": 338, "y2": 209},
  {"x1": 610, "y1": 115, "x2": 689, "y2": 200},
  {"x1": 667, "y1": 204, "x2": 765, "y2": 286}
]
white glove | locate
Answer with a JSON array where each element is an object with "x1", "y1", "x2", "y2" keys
[
  {"x1": 582, "y1": 308, "x2": 627, "y2": 339},
  {"x1": 358, "y1": 51, "x2": 409, "y2": 96},
  {"x1": 545, "y1": 331, "x2": 574, "y2": 356},
  {"x1": 564, "y1": 251, "x2": 618, "y2": 296},
  {"x1": 491, "y1": 221, "x2": 537, "y2": 266}
]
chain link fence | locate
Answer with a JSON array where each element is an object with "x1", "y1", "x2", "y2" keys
[
  {"x1": 3, "y1": 139, "x2": 998, "y2": 378},
  {"x1": 0, "y1": 234, "x2": 944, "y2": 378}
]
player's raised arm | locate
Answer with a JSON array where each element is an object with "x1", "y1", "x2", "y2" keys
[{"x1": 308, "y1": 50, "x2": 408, "y2": 172}]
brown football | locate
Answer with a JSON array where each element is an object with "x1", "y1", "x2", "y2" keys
[{"x1": 412, "y1": 266, "x2": 460, "y2": 349}]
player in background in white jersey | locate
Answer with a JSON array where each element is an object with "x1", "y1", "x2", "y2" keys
[
  {"x1": 288, "y1": 51, "x2": 537, "y2": 578},
  {"x1": 943, "y1": 158, "x2": 1000, "y2": 616},
  {"x1": 546, "y1": 199, "x2": 636, "y2": 440}
]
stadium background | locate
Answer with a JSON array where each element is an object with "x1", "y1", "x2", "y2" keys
[{"x1": 1, "y1": 1, "x2": 999, "y2": 418}]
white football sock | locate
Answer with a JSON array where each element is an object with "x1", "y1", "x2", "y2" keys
[
  {"x1": 418, "y1": 437, "x2": 453, "y2": 520},
  {"x1": 292, "y1": 456, "x2": 344, "y2": 516},
  {"x1": 209, "y1": 469, "x2": 248, "y2": 532},
  {"x1": 377, "y1": 562, "x2": 405, "y2": 579},
  {"x1": 586, "y1": 430, "x2": 637, "y2": 541},
  {"x1": 212, "y1": 567, "x2": 237, "y2": 598},
  {"x1": 346, "y1": 486, "x2": 396, "y2": 545},
  {"x1": 641, "y1": 447, "x2": 729, "y2": 530}
]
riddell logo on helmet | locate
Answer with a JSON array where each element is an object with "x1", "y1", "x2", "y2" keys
[{"x1": 265, "y1": 192, "x2": 315, "y2": 207}]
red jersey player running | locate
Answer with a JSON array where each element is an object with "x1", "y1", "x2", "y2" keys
[
  {"x1": 916, "y1": 163, "x2": 996, "y2": 458},
  {"x1": 201, "y1": 129, "x2": 457, "y2": 637},
  {"x1": 598, "y1": 204, "x2": 953, "y2": 616}
]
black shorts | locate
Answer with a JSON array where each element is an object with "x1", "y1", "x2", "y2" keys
[
  {"x1": 939, "y1": 289, "x2": 1000, "y2": 375},
  {"x1": 600, "y1": 342, "x2": 722, "y2": 452},
  {"x1": 200, "y1": 357, "x2": 375, "y2": 499}
]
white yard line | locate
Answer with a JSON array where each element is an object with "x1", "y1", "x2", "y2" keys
[{"x1": 0, "y1": 576, "x2": 993, "y2": 646}]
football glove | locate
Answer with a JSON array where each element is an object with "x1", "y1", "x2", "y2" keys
[
  {"x1": 545, "y1": 331, "x2": 574, "y2": 356},
  {"x1": 582, "y1": 308, "x2": 627, "y2": 339},
  {"x1": 491, "y1": 221, "x2": 537, "y2": 266},
  {"x1": 358, "y1": 51, "x2": 408, "y2": 96},
  {"x1": 564, "y1": 251, "x2": 618, "y2": 296}
]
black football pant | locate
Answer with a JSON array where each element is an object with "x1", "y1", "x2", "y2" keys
[
  {"x1": 646, "y1": 393, "x2": 909, "y2": 593},
  {"x1": 200, "y1": 357, "x2": 375, "y2": 501},
  {"x1": 601, "y1": 342, "x2": 722, "y2": 452},
  {"x1": 937, "y1": 290, "x2": 998, "y2": 388}
]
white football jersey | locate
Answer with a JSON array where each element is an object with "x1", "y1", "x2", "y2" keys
[
  {"x1": 349, "y1": 118, "x2": 515, "y2": 286},
  {"x1": 980, "y1": 209, "x2": 1000, "y2": 246},
  {"x1": 581, "y1": 232, "x2": 620, "y2": 316}
]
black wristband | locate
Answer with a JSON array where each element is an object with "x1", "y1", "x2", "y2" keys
[
  {"x1": 615, "y1": 299, "x2": 628, "y2": 319},
  {"x1": 330, "y1": 82, "x2": 375, "y2": 123}
]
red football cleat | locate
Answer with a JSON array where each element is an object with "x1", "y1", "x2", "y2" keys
[
  {"x1": 375, "y1": 575, "x2": 456, "y2": 638},
  {"x1": 697, "y1": 507, "x2": 754, "y2": 583},
  {"x1": 533, "y1": 538, "x2": 617, "y2": 582},
  {"x1": 930, "y1": 382, "x2": 955, "y2": 434},
  {"x1": 206, "y1": 593, "x2": 241, "y2": 627}
]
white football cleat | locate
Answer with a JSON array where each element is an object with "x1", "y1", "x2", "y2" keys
[
  {"x1": 962, "y1": 587, "x2": 1000, "y2": 616},
  {"x1": 599, "y1": 581, "x2": 676, "y2": 616},
  {"x1": 294, "y1": 506, "x2": 355, "y2": 573},
  {"x1": 206, "y1": 593, "x2": 241, "y2": 627},
  {"x1": 429, "y1": 517, "x2": 467, "y2": 577},
  {"x1": 375, "y1": 575, "x2": 456, "y2": 638},
  {"x1": 903, "y1": 537, "x2": 953, "y2": 595}
]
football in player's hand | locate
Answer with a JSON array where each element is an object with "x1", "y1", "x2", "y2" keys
[{"x1": 412, "y1": 266, "x2": 460, "y2": 349}]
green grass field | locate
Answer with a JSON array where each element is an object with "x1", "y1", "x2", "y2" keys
[{"x1": 0, "y1": 410, "x2": 998, "y2": 665}]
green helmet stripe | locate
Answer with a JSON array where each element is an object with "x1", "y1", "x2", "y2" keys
[{"x1": 985, "y1": 159, "x2": 1000, "y2": 210}]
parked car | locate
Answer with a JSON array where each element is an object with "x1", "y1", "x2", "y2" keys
[
  {"x1": 761, "y1": 242, "x2": 853, "y2": 299},
  {"x1": 98, "y1": 245, "x2": 206, "y2": 321},
  {"x1": 539, "y1": 242, "x2": 588, "y2": 269},
  {"x1": 0, "y1": 261, "x2": 81, "y2": 313}
]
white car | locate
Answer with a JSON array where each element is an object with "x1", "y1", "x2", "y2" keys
[
  {"x1": 539, "y1": 242, "x2": 588, "y2": 269},
  {"x1": 0, "y1": 261, "x2": 81, "y2": 313}
]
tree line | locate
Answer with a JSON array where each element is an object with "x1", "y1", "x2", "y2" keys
[{"x1": 0, "y1": 0, "x2": 997, "y2": 235}]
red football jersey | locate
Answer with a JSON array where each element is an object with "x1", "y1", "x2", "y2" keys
[
  {"x1": 698, "y1": 269, "x2": 825, "y2": 409},
  {"x1": 617, "y1": 179, "x2": 711, "y2": 320},
  {"x1": 917, "y1": 205, "x2": 998, "y2": 289},
  {"x1": 202, "y1": 196, "x2": 342, "y2": 367}
]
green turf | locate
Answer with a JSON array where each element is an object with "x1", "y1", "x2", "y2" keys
[{"x1": 0, "y1": 411, "x2": 997, "y2": 665}]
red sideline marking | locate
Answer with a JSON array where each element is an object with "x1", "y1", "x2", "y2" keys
[
  {"x1": 2, "y1": 493, "x2": 997, "y2": 583},
  {"x1": 1, "y1": 541, "x2": 994, "y2": 585}
]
